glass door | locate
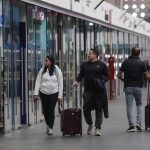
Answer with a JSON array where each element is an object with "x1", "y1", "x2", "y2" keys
[
  {"x1": 3, "y1": 0, "x2": 13, "y2": 132},
  {"x1": 85, "y1": 21, "x2": 94, "y2": 53},
  {"x1": 75, "y1": 19, "x2": 85, "y2": 108},
  {"x1": 0, "y1": 0, "x2": 4, "y2": 133},
  {"x1": 58, "y1": 15, "x2": 76, "y2": 108},
  {"x1": 2, "y1": 0, "x2": 30, "y2": 132},
  {"x1": 27, "y1": 5, "x2": 46, "y2": 125}
]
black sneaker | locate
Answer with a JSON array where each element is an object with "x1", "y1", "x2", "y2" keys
[
  {"x1": 136, "y1": 124, "x2": 142, "y2": 131},
  {"x1": 126, "y1": 126, "x2": 136, "y2": 132}
]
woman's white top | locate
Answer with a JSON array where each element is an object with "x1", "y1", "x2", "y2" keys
[{"x1": 33, "y1": 65, "x2": 63, "y2": 99}]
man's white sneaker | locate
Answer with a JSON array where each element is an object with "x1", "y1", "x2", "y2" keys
[
  {"x1": 95, "y1": 128, "x2": 102, "y2": 136},
  {"x1": 87, "y1": 125, "x2": 93, "y2": 135}
]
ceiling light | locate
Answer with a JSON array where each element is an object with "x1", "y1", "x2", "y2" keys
[
  {"x1": 140, "y1": 12, "x2": 145, "y2": 17},
  {"x1": 140, "y1": 4, "x2": 145, "y2": 9},
  {"x1": 132, "y1": 12, "x2": 137, "y2": 17},
  {"x1": 89, "y1": 22, "x2": 93, "y2": 26},
  {"x1": 124, "y1": 4, "x2": 129, "y2": 10},
  {"x1": 132, "y1": 4, "x2": 137, "y2": 9}
]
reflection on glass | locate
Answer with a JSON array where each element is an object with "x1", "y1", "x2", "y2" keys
[
  {"x1": 27, "y1": 4, "x2": 46, "y2": 124},
  {"x1": 85, "y1": 21, "x2": 94, "y2": 52},
  {"x1": 47, "y1": 10, "x2": 57, "y2": 57},
  {"x1": 2, "y1": 0, "x2": 11, "y2": 132}
]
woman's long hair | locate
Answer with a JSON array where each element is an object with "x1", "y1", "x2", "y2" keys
[{"x1": 42, "y1": 55, "x2": 55, "y2": 76}]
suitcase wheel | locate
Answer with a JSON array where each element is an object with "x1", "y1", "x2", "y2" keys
[
  {"x1": 80, "y1": 131, "x2": 82, "y2": 136},
  {"x1": 145, "y1": 127, "x2": 148, "y2": 131},
  {"x1": 145, "y1": 126, "x2": 150, "y2": 131}
]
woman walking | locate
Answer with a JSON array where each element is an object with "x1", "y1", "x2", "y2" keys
[{"x1": 33, "y1": 55, "x2": 63, "y2": 135}]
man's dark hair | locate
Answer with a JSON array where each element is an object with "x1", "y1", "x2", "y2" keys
[
  {"x1": 131, "y1": 47, "x2": 140, "y2": 56},
  {"x1": 90, "y1": 48, "x2": 99, "y2": 58}
]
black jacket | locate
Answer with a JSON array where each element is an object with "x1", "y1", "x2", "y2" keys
[
  {"x1": 120, "y1": 56, "x2": 147, "y2": 88},
  {"x1": 76, "y1": 60, "x2": 109, "y2": 92},
  {"x1": 76, "y1": 60, "x2": 109, "y2": 118}
]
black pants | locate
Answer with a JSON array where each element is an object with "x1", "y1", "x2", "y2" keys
[
  {"x1": 40, "y1": 92, "x2": 58, "y2": 129},
  {"x1": 83, "y1": 92, "x2": 103, "y2": 129}
]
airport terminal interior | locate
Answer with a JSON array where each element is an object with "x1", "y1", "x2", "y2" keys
[{"x1": 0, "y1": 0, "x2": 150, "y2": 149}]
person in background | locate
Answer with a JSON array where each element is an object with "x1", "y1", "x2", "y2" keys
[
  {"x1": 33, "y1": 55, "x2": 63, "y2": 135},
  {"x1": 143, "y1": 59, "x2": 150, "y2": 87},
  {"x1": 73, "y1": 48, "x2": 109, "y2": 136},
  {"x1": 118, "y1": 47, "x2": 150, "y2": 132}
]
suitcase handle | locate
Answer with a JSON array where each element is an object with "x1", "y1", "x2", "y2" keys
[
  {"x1": 73, "y1": 86, "x2": 78, "y2": 109},
  {"x1": 61, "y1": 86, "x2": 79, "y2": 110}
]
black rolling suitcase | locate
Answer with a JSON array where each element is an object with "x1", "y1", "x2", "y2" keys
[
  {"x1": 61, "y1": 108, "x2": 82, "y2": 136},
  {"x1": 60, "y1": 88, "x2": 82, "y2": 136},
  {"x1": 145, "y1": 82, "x2": 150, "y2": 130}
]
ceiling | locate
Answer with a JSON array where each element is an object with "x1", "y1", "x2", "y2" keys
[{"x1": 105, "y1": 0, "x2": 150, "y2": 22}]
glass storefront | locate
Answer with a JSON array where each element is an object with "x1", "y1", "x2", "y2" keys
[
  {"x1": 60, "y1": 15, "x2": 80, "y2": 108},
  {"x1": 2, "y1": 0, "x2": 28, "y2": 132},
  {"x1": 27, "y1": 4, "x2": 48, "y2": 125},
  {"x1": 0, "y1": 0, "x2": 150, "y2": 133},
  {"x1": 2, "y1": 0, "x2": 12, "y2": 133},
  {"x1": 75, "y1": 19, "x2": 85, "y2": 107},
  {"x1": 0, "y1": 0, "x2": 3, "y2": 133}
]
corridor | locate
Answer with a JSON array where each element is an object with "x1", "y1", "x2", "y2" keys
[{"x1": 0, "y1": 91, "x2": 150, "y2": 150}]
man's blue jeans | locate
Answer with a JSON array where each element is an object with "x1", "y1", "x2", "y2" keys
[{"x1": 124, "y1": 87, "x2": 142, "y2": 127}]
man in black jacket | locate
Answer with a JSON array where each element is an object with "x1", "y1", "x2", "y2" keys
[
  {"x1": 118, "y1": 47, "x2": 149, "y2": 132},
  {"x1": 73, "y1": 49, "x2": 109, "y2": 136}
]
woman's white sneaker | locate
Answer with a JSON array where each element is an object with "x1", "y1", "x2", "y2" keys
[
  {"x1": 48, "y1": 128, "x2": 53, "y2": 135},
  {"x1": 46, "y1": 127, "x2": 49, "y2": 134}
]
